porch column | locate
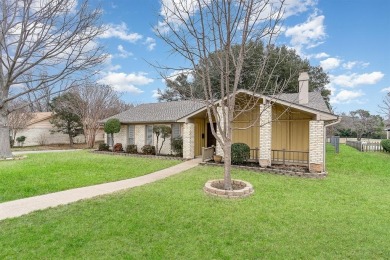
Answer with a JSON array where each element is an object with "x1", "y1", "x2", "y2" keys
[
  {"x1": 215, "y1": 107, "x2": 226, "y2": 158},
  {"x1": 309, "y1": 120, "x2": 325, "y2": 173},
  {"x1": 259, "y1": 104, "x2": 272, "y2": 167},
  {"x1": 183, "y1": 122, "x2": 195, "y2": 159}
]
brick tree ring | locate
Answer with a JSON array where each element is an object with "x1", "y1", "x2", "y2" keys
[{"x1": 203, "y1": 179, "x2": 254, "y2": 199}]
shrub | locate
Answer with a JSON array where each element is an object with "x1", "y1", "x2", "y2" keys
[
  {"x1": 126, "y1": 144, "x2": 138, "y2": 154},
  {"x1": 142, "y1": 145, "x2": 156, "y2": 155},
  {"x1": 381, "y1": 139, "x2": 390, "y2": 152},
  {"x1": 113, "y1": 143, "x2": 123, "y2": 152},
  {"x1": 231, "y1": 143, "x2": 250, "y2": 165},
  {"x1": 16, "y1": 136, "x2": 26, "y2": 143},
  {"x1": 171, "y1": 137, "x2": 183, "y2": 156},
  {"x1": 98, "y1": 143, "x2": 109, "y2": 151}
]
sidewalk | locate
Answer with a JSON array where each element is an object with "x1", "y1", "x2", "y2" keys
[{"x1": 0, "y1": 158, "x2": 202, "y2": 221}]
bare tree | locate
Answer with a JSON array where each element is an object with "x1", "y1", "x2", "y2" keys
[
  {"x1": 0, "y1": 0, "x2": 106, "y2": 158},
  {"x1": 156, "y1": 0, "x2": 291, "y2": 189},
  {"x1": 68, "y1": 83, "x2": 130, "y2": 148},
  {"x1": 379, "y1": 92, "x2": 390, "y2": 127},
  {"x1": 8, "y1": 100, "x2": 34, "y2": 142}
]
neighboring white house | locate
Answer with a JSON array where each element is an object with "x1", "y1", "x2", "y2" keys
[{"x1": 14, "y1": 112, "x2": 104, "y2": 146}]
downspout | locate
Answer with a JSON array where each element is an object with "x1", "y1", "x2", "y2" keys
[{"x1": 323, "y1": 116, "x2": 342, "y2": 172}]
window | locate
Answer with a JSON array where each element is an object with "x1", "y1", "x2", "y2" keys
[
  {"x1": 128, "y1": 125, "x2": 135, "y2": 145},
  {"x1": 145, "y1": 125, "x2": 153, "y2": 145},
  {"x1": 172, "y1": 123, "x2": 181, "y2": 139}
]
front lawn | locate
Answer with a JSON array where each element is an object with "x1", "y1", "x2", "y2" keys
[
  {"x1": 0, "y1": 145, "x2": 389, "y2": 258},
  {"x1": 0, "y1": 151, "x2": 180, "y2": 202}
]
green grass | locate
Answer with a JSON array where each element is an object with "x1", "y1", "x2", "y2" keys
[
  {"x1": 0, "y1": 151, "x2": 180, "y2": 202},
  {"x1": 0, "y1": 145, "x2": 389, "y2": 259}
]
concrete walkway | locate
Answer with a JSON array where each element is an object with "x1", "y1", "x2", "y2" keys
[{"x1": 0, "y1": 158, "x2": 202, "y2": 221}]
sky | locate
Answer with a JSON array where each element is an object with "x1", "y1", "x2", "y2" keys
[{"x1": 93, "y1": 0, "x2": 390, "y2": 116}]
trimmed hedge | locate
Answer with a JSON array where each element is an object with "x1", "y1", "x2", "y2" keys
[
  {"x1": 381, "y1": 139, "x2": 390, "y2": 152},
  {"x1": 142, "y1": 145, "x2": 156, "y2": 155},
  {"x1": 171, "y1": 137, "x2": 183, "y2": 156},
  {"x1": 98, "y1": 143, "x2": 109, "y2": 151},
  {"x1": 126, "y1": 144, "x2": 138, "y2": 154},
  {"x1": 231, "y1": 143, "x2": 250, "y2": 165}
]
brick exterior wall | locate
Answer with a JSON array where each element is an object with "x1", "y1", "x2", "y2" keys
[
  {"x1": 134, "y1": 125, "x2": 145, "y2": 152},
  {"x1": 111, "y1": 124, "x2": 128, "y2": 147},
  {"x1": 16, "y1": 127, "x2": 85, "y2": 146},
  {"x1": 108, "y1": 124, "x2": 176, "y2": 155},
  {"x1": 309, "y1": 120, "x2": 324, "y2": 173},
  {"x1": 259, "y1": 104, "x2": 272, "y2": 167},
  {"x1": 152, "y1": 124, "x2": 172, "y2": 155},
  {"x1": 183, "y1": 123, "x2": 194, "y2": 159},
  {"x1": 216, "y1": 107, "x2": 225, "y2": 157}
]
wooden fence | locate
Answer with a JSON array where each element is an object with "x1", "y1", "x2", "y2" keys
[{"x1": 346, "y1": 140, "x2": 384, "y2": 152}]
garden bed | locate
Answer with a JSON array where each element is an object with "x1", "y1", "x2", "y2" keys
[
  {"x1": 91, "y1": 150, "x2": 186, "y2": 161},
  {"x1": 201, "y1": 160, "x2": 326, "y2": 178}
]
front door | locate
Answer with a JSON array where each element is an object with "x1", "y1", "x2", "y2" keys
[{"x1": 207, "y1": 123, "x2": 217, "y2": 147}]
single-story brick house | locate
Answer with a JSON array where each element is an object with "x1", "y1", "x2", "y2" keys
[{"x1": 103, "y1": 72, "x2": 339, "y2": 173}]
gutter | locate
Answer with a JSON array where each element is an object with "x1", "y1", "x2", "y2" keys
[{"x1": 323, "y1": 116, "x2": 342, "y2": 172}]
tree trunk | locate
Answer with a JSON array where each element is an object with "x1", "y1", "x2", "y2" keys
[
  {"x1": 68, "y1": 133, "x2": 74, "y2": 147},
  {"x1": 86, "y1": 128, "x2": 97, "y2": 148},
  {"x1": 0, "y1": 111, "x2": 13, "y2": 158},
  {"x1": 223, "y1": 140, "x2": 233, "y2": 190}
]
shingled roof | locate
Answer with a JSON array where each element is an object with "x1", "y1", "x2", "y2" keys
[
  {"x1": 104, "y1": 91, "x2": 333, "y2": 124},
  {"x1": 272, "y1": 91, "x2": 331, "y2": 114},
  {"x1": 103, "y1": 100, "x2": 205, "y2": 123}
]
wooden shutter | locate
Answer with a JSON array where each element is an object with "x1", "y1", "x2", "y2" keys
[
  {"x1": 128, "y1": 125, "x2": 135, "y2": 145},
  {"x1": 146, "y1": 125, "x2": 153, "y2": 145}
]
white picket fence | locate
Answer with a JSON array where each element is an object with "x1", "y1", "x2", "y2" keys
[{"x1": 346, "y1": 140, "x2": 384, "y2": 152}]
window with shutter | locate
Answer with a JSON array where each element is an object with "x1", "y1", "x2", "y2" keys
[
  {"x1": 145, "y1": 125, "x2": 153, "y2": 145},
  {"x1": 128, "y1": 125, "x2": 135, "y2": 145}
]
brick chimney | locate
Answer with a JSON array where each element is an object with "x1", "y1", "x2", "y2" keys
[{"x1": 298, "y1": 71, "x2": 309, "y2": 104}]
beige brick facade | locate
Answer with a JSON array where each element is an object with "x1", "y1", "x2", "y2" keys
[
  {"x1": 183, "y1": 123, "x2": 194, "y2": 159},
  {"x1": 259, "y1": 104, "x2": 272, "y2": 167},
  {"x1": 309, "y1": 120, "x2": 324, "y2": 173}
]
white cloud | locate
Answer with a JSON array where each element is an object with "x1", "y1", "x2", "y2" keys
[
  {"x1": 285, "y1": 13, "x2": 326, "y2": 51},
  {"x1": 314, "y1": 52, "x2": 329, "y2": 59},
  {"x1": 320, "y1": 57, "x2": 341, "y2": 71},
  {"x1": 117, "y1": 45, "x2": 133, "y2": 58},
  {"x1": 157, "y1": 0, "x2": 315, "y2": 33},
  {"x1": 330, "y1": 72, "x2": 384, "y2": 87},
  {"x1": 381, "y1": 87, "x2": 390, "y2": 93},
  {"x1": 98, "y1": 72, "x2": 154, "y2": 93},
  {"x1": 342, "y1": 61, "x2": 370, "y2": 70},
  {"x1": 330, "y1": 90, "x2": 365, "y2": 104},
  {"x1": 100, "y1": 22, "x2": 143, "y2": 43},
  {"x1": 283, "y1": 0, "x2": 317, "y2": 18},
  {"x1": 144, "y1": 37, "x2": 156, "y2": 51},
  {"x1": 103, "y1": 54, "x2": 121, "y2": 71},
  {"x1": 152, "y1": 89, "x2": 161, "y2": 99}
]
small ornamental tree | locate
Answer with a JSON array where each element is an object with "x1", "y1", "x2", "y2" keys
[
  {"x1": 104, "y1": 119, "x2": 121, "y2": 147},
  {"x1": 153, "y1": 125, "x2": 172, "y2": 155}
]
